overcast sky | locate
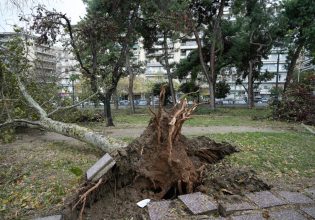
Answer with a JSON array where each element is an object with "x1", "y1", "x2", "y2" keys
[{"x1": 0, "y1": 0, "x2": 87, "y2": 32}]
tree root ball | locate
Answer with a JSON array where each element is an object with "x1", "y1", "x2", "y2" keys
[{"x1": 115, "y1": 91, "x2": 238, "y2": 199}]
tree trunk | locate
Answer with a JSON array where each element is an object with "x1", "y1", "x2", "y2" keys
[
  {"x1": 209, "y1": 83, "x2": 215, "y2": 110},
  {"x1": 284, "y1": 42, "x2": 304, "y2": 92},
  {"x1": 16, "y1": 76, "x2": 125, "y2": 153},
  {"x1": 103, "y1": 93, "x2": 114, "y2": 127},
  {"x1": 113, "y1": 89, "x2": 119, "y2": 110},
  {"x1": 193, "y1": 30, "x2": 215, "y2": 109},
  {"x1": 248, "y1": 60, "x2": 254, "y2": 109},
  {"x1": 40, "y1": 117, "x2": 125, "y2": 152},
  {"x1": 163, "y1": 32, "x2": 176, "y2": 106},
  {"x1": 126, "y1": 52, "x2": 135, "y2": 114},
  {"x1": 209, "y1": 43, "x2": 216, "y2": 110}
]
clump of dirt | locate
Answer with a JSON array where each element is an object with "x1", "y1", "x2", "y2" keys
[{"x1": 203, "y1": 163, "x2": 271, "y2": 201}]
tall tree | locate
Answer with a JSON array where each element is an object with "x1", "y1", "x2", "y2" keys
[
  {"x1": 188, "y1": 0, "x2": 227, "y2": 110},
  {"x1": 31, "y1": 1, "x2": 141, "y2": 126},
  {"x1": 231, "y1": 0, "x2": 275, "y2": 108},
  {"x1": 139, "y1": 0, "x2": 187, "y2": 106},
  {"x1": 281, "y1": 0, "x2": 315, "y2": 92}
]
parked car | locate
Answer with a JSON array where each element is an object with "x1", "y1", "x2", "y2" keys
[
  {"x1": 150, "y1": 97, "x2": 159, "y2": 106},
  {"x1": 137, "y1": 99, "x2": 148, "y2": 106},
  {"x1": 235, "y1": 99, "x2": 247, "y2": 104},
  {"x1": 119, "y1": 100, "x2": 130, "y2": 106},
  {"x1": 261, "y1": 98, "x2": 269, "y2": 103}
]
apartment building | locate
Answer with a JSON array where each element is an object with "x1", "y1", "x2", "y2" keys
[
  {"x1": 56, "y1": 50, "x2": 80, "y2": 99},
  {"x1": 132, "y1": 33, "x2": 292, "y2": 101},
  {"x1": 0, "y1": 32, "x2": 80, "y2": 100},
  {"x1": 0, "y1": 32, "x2": 58, "y2": 83}
]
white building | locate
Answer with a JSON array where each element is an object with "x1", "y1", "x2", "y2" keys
[
  {"x1": 0, "y1": 32, "x2": 58, "y2": 83},
  {"x1": 132, "y1": 33, "x2": 292, "y2": 101},
  {"x1": 56, "y1": 49, "x2": 80, "y2": 99},
  {"x1": 0, "y1": 32, "x2": 81, "y2": 100}
]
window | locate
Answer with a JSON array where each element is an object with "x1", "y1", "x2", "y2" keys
[{"x1": 180, "y1": 49, "x2": 186, "y2": 56}]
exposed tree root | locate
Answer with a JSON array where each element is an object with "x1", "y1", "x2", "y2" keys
[{"x1": 72, "y1": 178, "x2": 103, "y2": 220}]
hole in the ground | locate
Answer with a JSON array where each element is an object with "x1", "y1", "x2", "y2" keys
[{"x1": 162, "y1": 186, "x2": 177, "y2": 199}]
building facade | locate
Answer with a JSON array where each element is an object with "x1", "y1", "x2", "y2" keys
[{"x1": 0, "y1": 32, "x2": 81, "y2": 100}]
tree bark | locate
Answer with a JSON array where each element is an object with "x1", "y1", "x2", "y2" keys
[
  {"x1": 126, "y1": 52, "x2": 135, "y2": 114},
  {"x1": 193, "y1": 30, "x2": 215, "y2": 110},
  {"x1": 16, "y1": 76, "x2": 125, "y2": 153},
  {"x1": 163, "y1": 32, "x2": 176, "y2": 106},
  {"x1": 103, "y1": 92, "x2": 114, "y2": 127},
  {"x1": 113, "y1": 89, "x2": 119, "y2": 110},
  {"x1": 248, "y1": 60, "x2": 254, "y2": 109},
  {"x1": 284, "y1": 42, "x2": 304, "y2": 92},
  {"x1": 209, "y1": 43, "x2": 216, "y2": 110}
]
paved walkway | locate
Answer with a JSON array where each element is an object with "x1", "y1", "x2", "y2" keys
[
  {"x1": 38, "y1": 188, "x2": 315, "y2": 220},
  {"x1": 148, "y1": 189, "x2": 315, "y2": 220},
  {"x1": 103, "y1": 125, "x2": 280, "y2": 138}
]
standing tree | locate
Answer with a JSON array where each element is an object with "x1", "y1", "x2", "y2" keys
[
  {"x1": 31, "y1": 1, "x2": 141, "y2": 126},
  {"x1": 230, "y1": 0, "x2": 275, "y2": 108},
  {"x1": 139, "y1": 0, "x2": 187, "y2": 106},
  {"x1": 188, "y1": 0, "x2": 228, "y2": 110},
  {"x1": 281, "y1": 0, "x2": 315, "y2": 92}
]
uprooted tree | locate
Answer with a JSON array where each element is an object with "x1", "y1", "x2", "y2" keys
[{"x1": 1, "y1": 32, "x2": 238, "y2": 219}]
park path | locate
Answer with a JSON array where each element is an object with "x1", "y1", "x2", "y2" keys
[
  {"x1": 24, "y1": 125, "x2": 281, "y2": 143},
  {"x1": 103, "y1": 125, "x2": 281, "y2": 138}
]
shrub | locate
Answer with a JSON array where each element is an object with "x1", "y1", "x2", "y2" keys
[
  {"x1": 271, "y1": 83, "x2": 315, "y2": 125},
  {"x1": 52, "y1": 108, "x2": 105, "y2": 123}
]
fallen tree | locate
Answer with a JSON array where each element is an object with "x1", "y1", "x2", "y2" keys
[
  {"x1": 13, "y1": 76, "x2": 126, "y2": 154},
  {"x1": 68, "y1": 87, "x2": 238, "y2": 219}
]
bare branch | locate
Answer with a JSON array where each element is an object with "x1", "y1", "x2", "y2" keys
[
  {"x1": 47, "y1": 92, "x2": 98, "y2": 117},
  {"x1": 16, "y1": 75, "x2": 48, "y2": 118},
  {"x1": 0, "y1": 119, "x2": 41, "y2": 129}
]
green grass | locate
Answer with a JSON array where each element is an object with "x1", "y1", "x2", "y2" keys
[
  {"x1": 106, "y1": 106, "x2": 292, "y2": 128},
  {"x1": 205, "y1": 131, "x2": 315, "y2": 178},
  {"x1": 0, "y1": 140, "x2": 102, "y2": 219}
]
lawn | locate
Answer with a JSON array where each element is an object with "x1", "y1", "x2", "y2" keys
[
  {"x1": 206, "y1": 131, "x2": 315, "y2": 178},
  {"x1": 0, "y1": 139, "x2": 102, "y2": 219},
  {"x1": 96, "y1": 106, "x2": 294, "y2": 129}
]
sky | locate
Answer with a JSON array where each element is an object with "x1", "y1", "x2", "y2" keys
[{"x1": 0, "y1": 0, "x2": 87, "y2": 32}]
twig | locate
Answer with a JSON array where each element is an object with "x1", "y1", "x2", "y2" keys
[
  {"x1": 301, "y1": 123, "x2": 315, "y2": 135},
  {"x1": 0, "y1": 119, "x2": 41, "y2": 129},
  {"x1": 47, "y1": 92, "x2": 98, "y2": 117},
  {"x1": 73, "y1": 178, "x2": 103, "y2": 220}
]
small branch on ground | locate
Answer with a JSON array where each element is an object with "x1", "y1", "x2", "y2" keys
[
  {"x1": 73, "y1": 178, "x2": 103, "y2": 220},
  {"x1": 47, "y1": 92, "x2": 98, "y2": 117}
]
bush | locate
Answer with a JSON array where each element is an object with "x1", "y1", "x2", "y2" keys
[
  {"x1": 271, "y1": 83, "x2": 315, "y2": 125},
  {"x1": 52, "y1": 108, "x2": 105, "y2": 123}
]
